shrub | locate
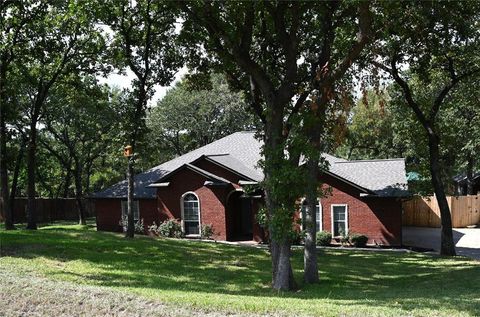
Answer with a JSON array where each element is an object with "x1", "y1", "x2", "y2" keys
[
  {"x1": 119, "y1": 216, "x2": 144, "y2": 234},
  {"x1": 147, "y1": 222, "x2": 159, "y2": 235},
  {"x1": 149, "y1": 219, "x2": 183, "y2": 238},
  {"x1": 339, "y1": 229, "x2": 350, "y2": 246},
  {"x1": 350, "y1": 234, "x2": 369, "y2": 248},
  {"x1": 200, "y1": 224, "x2": 214, "y2": 239},
  {"x1": 255, "y1": 207, "x2": 268, "y2": 228},
  {"x1": 291, "y1": 229, "x2": 305, "y2": 245},
  {"x1": 316, "y1": 231, "x2": 332, "y2": 246}
]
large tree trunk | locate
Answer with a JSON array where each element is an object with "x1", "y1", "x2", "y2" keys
[
  {"x1": 8, "y1": 135, "x2": 26, "y2": 224},
  {"x1": 466, "y1": 154, "x2": 475, "y2": 195},
  {"x1": 26, "y1": 89, "x2": 46, "y2": 230},
  {"x1": 125, "y1": 156, "x2": 135, "y2": 238},
  {"x1": 304, "y1": 159, "x2": 319, "y2": 284},
  {"x1": 85, "y1": 159, "x2": 93, "y2": 194},
  {"x1": 0, "y1": 102, "x2": 13, "y2": 230},
  {"x1": 0, "y1": 59, "x2": 14, "y2": 230},
  {"x1": 26, "y1": 120, "x2": 38, "y2": 230},
  {"x1": 62, "y1": 167, "x2": 72, "y2": 198},
  {"x1": 271, "y1": 240, "x2": 296, "y2": 290},
  {"x1": 428, "y1": 133, "x2": 456, "y2": 256},
  {"x1": 74, "y1": 162, "x2": 86, "y2": 225},
  {"x1": 303, "y1": 97, "x2": 328, "y2": 284},
  {"x1": 264, "y1": 109, "x2": 296, "y2": 291}
]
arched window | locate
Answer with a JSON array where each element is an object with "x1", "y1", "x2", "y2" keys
[
  {"x1": 301, "y1": 199, "x2": 322, "y2": 232},
  {"x1": 182, "y1": 192, "x2": 200, "y2": 235}
]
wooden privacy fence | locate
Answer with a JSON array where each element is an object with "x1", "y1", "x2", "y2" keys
[
  {"x1": 0, "y1": 198, "x2": 95, "y2": 224},
  {"x1": 402, "y1": 194, "x2": 480, "y2": 228}
]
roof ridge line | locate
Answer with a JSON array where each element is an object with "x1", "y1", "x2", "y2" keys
[
  {"x1": 142, "y1": 133, "x2": 248, "y2": 173},
  {"x1": 335, "y1": 158, "x2": 405, "y2": 163},
  {"x1": 205, "y1": 153, "x2": 230, "y2": 157}
]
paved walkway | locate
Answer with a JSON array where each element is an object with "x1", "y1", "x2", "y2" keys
[{"x1": 403, "y1": 226, "x2": 480, "y2": 260}]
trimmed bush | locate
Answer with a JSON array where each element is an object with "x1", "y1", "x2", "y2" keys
[
  {"x1": 316, "y1": 231, "x2": 332, "y2": 246},
  {"x1": 149, "y1": 219, "x2": 183, "y2": 238},
  {"x1": 350, "y1": 234, "x2": 369, "y2": 248}
]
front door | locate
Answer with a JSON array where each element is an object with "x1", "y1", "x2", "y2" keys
[
  {"x1": 239, "y1": 197, "x2": 253, "y2": 238},
  {"x1": 227, "y1": 192, "x2": 253, "y2": 241}
]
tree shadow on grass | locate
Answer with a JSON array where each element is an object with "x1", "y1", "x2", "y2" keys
[{"x1": 2, "y1": 227, "x2": 480, "y2": 316}]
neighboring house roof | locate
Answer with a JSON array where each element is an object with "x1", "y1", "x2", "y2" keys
[
  {"x1": 406, "y1": 171, "x2": 421, "y2": 181},
  {"x1": 93, "y1": 131, "x2": 408, "y2": 199},
  {"x1": 453, "y1": 172, "x2": 480, "y2": 183}
]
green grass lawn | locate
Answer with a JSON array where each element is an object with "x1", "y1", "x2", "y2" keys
[{"x1": 1, "y1": 222, "x2": 479, "y2": 316}]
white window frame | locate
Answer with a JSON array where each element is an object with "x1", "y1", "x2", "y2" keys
[
  {"x1": 317, "y1": 201, "x2": 323, "y2": 232},
  {"x1": 331, "y1": 204, "x2": 348, "y2": 237},
  {"x1": 121, "y1": 200, "x2": 140, "y2": 221},
  {"x1": 300, "y1": 198, "x2": 323, "y2": 232},
  {"x1": 180, "y1": 191, "x2": 201, "y2": 237}
]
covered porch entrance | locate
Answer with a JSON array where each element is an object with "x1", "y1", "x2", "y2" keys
[{"x1": 226, "y1": 190, "x2": 254, "y2": 241}]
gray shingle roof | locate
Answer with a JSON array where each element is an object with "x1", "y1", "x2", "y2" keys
[
  {"x1": 93, "y1": 132, "x2": 262, "y2": 199},
  {"x1": 204, "y1": 154, "x2": 263, "y2": 182},
  {"x1": 453, "y1": 172, "x2": 480, "y2": 183},
  {"x1": 93, "y1": 131, "x2": 408, "y2": 198},
  {"x1": 330, "y1": 159, "x2": 409, "y2": 196}
]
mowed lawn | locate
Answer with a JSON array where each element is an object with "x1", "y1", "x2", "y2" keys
[{"x1": 1, "y1": 223, "x2": 479, "y2": 316}]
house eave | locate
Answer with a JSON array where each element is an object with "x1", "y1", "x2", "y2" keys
[
  {"x1": 147, "y1": 182, "x2": 170, "y2": 188},
  {"x1": 238, "y1": 180, "x2": 259, "y2": 186},
  {"x1": 204, "y1": 181, "x2": 229, "y2": 186}
]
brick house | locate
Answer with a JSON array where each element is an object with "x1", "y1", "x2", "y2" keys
[{"x1": 93, "y1": 131, "x2": 409, "y2": 246}]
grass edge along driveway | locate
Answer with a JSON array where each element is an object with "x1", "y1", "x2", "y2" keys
[{"x1": 0, "y1": 223, "x2": 479, "y2": 317}]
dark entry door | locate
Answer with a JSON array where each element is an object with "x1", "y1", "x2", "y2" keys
[
  {"x1": 228, "y1": 194, "x2": 253, "y2": 241},
  {"x1": 239, "y1": 197, "x2": 253, "y2": 238}
]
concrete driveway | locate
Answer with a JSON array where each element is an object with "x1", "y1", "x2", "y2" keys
[{"x1": 403, "y1": 226, "x2": 480, "y2": 260}]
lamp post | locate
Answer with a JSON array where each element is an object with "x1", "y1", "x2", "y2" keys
[{"x1": 124, "y1": 145, "x2": 134, "y2": 238}]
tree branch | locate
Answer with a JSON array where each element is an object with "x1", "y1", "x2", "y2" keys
[
  {"x1": 389, "y1": 57, "x2": 432, "y2": 132},
  {"x1": 330, "y1": 1, "x2": 373, "y2": 82},
  {"x1": 265, "y1": 1, "x2": 300, "y2": 105},
  {"x1": 430, "y1": 66, "x2": 480, "y2": 121},
  {"x1": 183, "y1": 2, "x2": 277, "y2": 105}
]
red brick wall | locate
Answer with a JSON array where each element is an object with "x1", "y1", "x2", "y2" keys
[
  {"x1": 138, "y1": 199, "x2": 161, "y2": 230},
  {"x1": 157, "y1": 168, "x2": 232, "y2": 240},
  {"x1": 95, "y1": 165, "x2": 402, "y2": 246},
  {"x1": 95, "y1": 198, "x2": 158, "y2": 233},
  {"x1": 312, "y1": 173, "x2": 402, "y2": 246},
  {"x1": 95, "y1": 199, "x2": 122, "y2": 232}
]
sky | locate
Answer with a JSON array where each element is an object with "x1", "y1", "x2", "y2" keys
[{"x1": 98, "y1": 66, "x2": 188, "y2": 106}]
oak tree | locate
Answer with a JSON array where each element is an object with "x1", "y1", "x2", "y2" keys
[
  {"x1": 180, "y1": 1, "x2": 373, "y2": 289},
  {"x1": 373, "y1": 1, "x2": 480, "y2": 255}
]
